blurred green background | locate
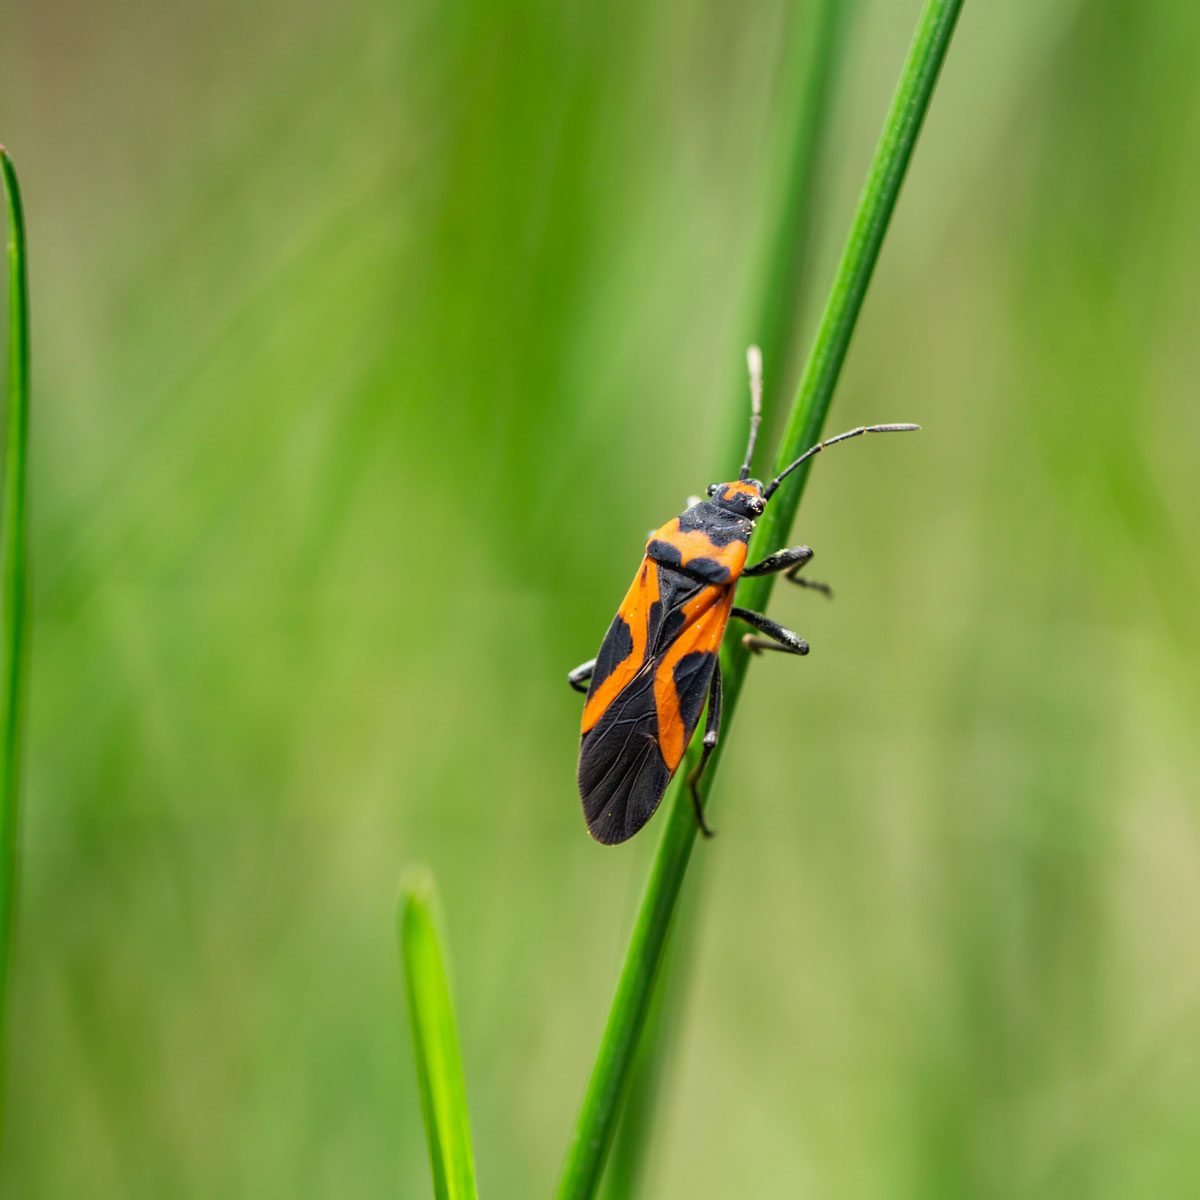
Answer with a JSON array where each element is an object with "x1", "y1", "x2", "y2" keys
[{"x1": 3, "y1": 0, "x2": 1200, "y2": 1196}]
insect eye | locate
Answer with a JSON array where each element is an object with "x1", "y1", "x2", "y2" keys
[{"x1": 706, "y1": 484, "x2": 718, "y2": 496}]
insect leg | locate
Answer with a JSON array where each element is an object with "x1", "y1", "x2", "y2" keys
[
  {"x1": 686, "y1": 666, "x2": 722, "y2": 839},
  {"x1": 743, "y1": 544, "x2": 832, "y2": 598},
  {"x1": 744, "y1": 544, "x2": 812, "y2": 575},
  {"x1": 731, "y1": 606, "x2": 810, "y2": 657},
  {"x1": 567, "y1": 658, "x2": 596, "y2": 693}
]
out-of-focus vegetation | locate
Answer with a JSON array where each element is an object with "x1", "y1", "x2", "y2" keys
[
  {"x1": 2, "y1": 1, "x2": 1199, "y2": 1196},
  {"x1": 0, "y1": 145, "x2": 32, "y2": 1105}
]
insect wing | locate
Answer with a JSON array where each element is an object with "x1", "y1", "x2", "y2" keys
[{"x1": 578, "y1": 561, "x2": 731, "y2": 844}]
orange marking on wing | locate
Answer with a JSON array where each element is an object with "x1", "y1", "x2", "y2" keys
[
  {"x1": 652, "y1": 585, "x2": 733, "y2": 770},
  {"x1": 648, "y1": 519, "x2": 747, "y2": 579},
  {"x1": 581, "y1": 559, "x2": 660, "y2": 734}
]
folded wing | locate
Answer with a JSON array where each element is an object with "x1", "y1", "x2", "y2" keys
[{"x1": 578, "y1": 560, "x2": 732, "y2": 844}]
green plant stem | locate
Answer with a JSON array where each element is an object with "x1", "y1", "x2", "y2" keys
[
  {"x1": 603, "y1": 6, "x2": 856, "y2": 1193},
  {"x1": 398, "y1": 870, "x2": 479, "y2": 1200},
  {"x1": 0, "y1": 146, "x2": 31, "y2": 1134},
  {"x1": 555, "y1": 3, "x2": 964, "y2": 1196},
  {"x1": 598, "y1": 901, "x2": 691, "y2": 1200}
]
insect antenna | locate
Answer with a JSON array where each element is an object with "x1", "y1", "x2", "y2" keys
[
  {"x1": 761, "y1": 423, "x2": 920, "y2": 501},
  {"x1": 738, "y1": 345, "x2": 764, "y2": 481}
]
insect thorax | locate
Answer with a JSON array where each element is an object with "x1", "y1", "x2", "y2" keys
[{"x1": 644, "y1": 502, "x2": 751, "y2": 585}]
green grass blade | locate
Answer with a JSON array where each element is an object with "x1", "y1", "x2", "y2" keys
[
  {"x1": 555, "y1": 4, "x2": 964, "y2": 1197},
  {"x1": 0, "y1": 145, "x2": 32, "y2": 1136},
  {"x1": 598, "y1": 915, "x2": 683, "y2": 1200},
  {"x1": 398, "y1": 870, "x2": 479, "y2": 1200}
]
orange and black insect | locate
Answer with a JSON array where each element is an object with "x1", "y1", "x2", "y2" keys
[{"x1": 569, "y1": 347, "x2": 916, "y2": 845}]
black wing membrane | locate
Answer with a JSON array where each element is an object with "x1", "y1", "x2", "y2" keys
[{"x1": 578, "y1": 666, "x2": 673, "y2": 844}]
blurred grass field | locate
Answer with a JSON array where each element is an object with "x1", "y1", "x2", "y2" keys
[{"x1": 3, "y1": 0, "x2": 1200, "y2": 1196}]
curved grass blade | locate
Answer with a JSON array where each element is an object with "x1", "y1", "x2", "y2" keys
[
  {"x1": 0, "y1": 146, "x2": 31, "y2": 1140},
  {"x1": 398, "y1": 870, "x2": 479, "y2": 1200},
  {"x1": 555, "y1": 4, "x2": 965, "y2": 1197}
]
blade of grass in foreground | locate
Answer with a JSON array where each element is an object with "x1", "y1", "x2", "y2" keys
[
  {"x1": 555, "y1": 3, "x2": 964, "y2": 1197},
  {"x1": 0, "y1": 146, "x2": 31, "y2": 1136},
  {"x1": 398, "y1": 870, "x2": 479, "y2": 1200}
]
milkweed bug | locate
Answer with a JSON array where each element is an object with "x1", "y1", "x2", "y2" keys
[{"x1": 568, "y1": 347, "x2": 917, "y2": 845}]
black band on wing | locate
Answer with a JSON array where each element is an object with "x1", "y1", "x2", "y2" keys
[
  {"x1": 672, "y1": 650, "x2": 716, "y2": 745},
  {"x1": 588, "y1": 613, "x2": 633, "y2": 697}
]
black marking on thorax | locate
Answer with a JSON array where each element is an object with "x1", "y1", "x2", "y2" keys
[
  {"x1": 645, "y1": 542, "x2": 732, "y2": 586},
  {"x1": 677, "y1": 502, "x2": 753, "y2": 546}
]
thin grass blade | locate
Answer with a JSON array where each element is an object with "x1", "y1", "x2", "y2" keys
[
  {"x1": 0, "y1": 146, "x2": 32, "y2": 1144},
  {"x1": 398, "y1": 870, "x2": 479, "y2": 1200}
]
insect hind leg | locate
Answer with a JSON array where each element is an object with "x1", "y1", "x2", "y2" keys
[
  {"x1": 568, "y1": 658, "x2": 596, "y2": 693},
  {"x1": 686, "y1": 666, "x2": 722, "y2": 839},
  {"x1": 732, "y1": 607, "x2": 809, "y2": 657}
]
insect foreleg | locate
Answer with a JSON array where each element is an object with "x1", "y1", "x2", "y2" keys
[
  {"x1": 743, "y1": 544, "x2": 832, "y2": 598},
  {"x1": 567, "y1": 658, "x2": 596, "y2": 693},
  {"x1": 732, "y1": 607, "x2": 810, "y2": 657},
  {"x1": 686, "y1": 667, "x2": 722, "y2": 839}
]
